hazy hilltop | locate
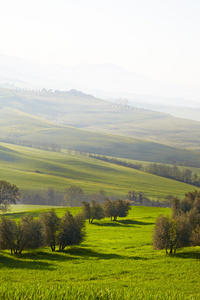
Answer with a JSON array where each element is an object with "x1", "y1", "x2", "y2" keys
[
  {"x1": 0, "y1": 87, "x2": 200, "y2": 155},
  {"x1": 0, "y1": 54, "x2": 200, "y2": 115}
]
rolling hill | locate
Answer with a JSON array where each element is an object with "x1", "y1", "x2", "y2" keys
[
  {"x1": 0, "y1": 142, "x2": 199, "y2": 200},
  {"x1": 0, "y1": 88, "x2": 200, "y2": 152},
  {"x1": 1, "y1": 107, "x2": 200, "y2": 165}
]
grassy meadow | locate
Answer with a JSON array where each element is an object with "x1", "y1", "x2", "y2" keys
[
  {"x1": 0, "y1": 205, "x2": 200, "y2": 299},
  {"x1": 0, "y1": 142, "x2": 199, "y2": 200}
]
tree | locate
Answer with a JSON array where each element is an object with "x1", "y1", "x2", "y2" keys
[
  {"x1": 82, "y1": 201, "x2": 91, "y2": 222},
  {"x1": 17, "y1": 214, "x2": 42, "y2": 253},
  {"x1": 114, "y1": 199, "x2": 130, "y2": 220},
  {"x1": 103, "y1": 199, "x2": 131, "y2": 221},
  {"x1": 82, "y1": 200, "x2": 104, "y2": 223},
  {"x1": 0, "y1": 180, "x2": 20, "y2": 211},
  {"x1": 0, "y1": 215, "x2": 42, "y2": 254},
  {"x1": 39, "y1": 210, "x2": 60, "y2": 251},
  {"x1": 90, "y1": 200, "x2": 105, "y2": 223},
  {"x1": 57, "y1": 211, "x2": 85, "y2": 250},
  {"x1": 103, "y1": 198, "x2": 116, "y2": 221},
  {"x1": 153, "y1": 215, "x2": 172, "y2": 254},
  {"x1": 153, "y1": 213, "x2": 191, "y2": 254},
  {"x1": 63, "y1": 186, "x2": 84, "y2": 206},
  {"x1": 0, "y1": 217, "x2": 18, "y2": 254}
]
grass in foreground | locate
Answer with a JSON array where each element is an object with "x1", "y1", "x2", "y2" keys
[{"x1": 0, "y1": 206, "x2": 200, "y2": 299}]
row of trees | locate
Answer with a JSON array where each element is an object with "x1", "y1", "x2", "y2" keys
[
  {"x1": 145, "y1": 164, "x2": 200, "y2": 187},
  {"x1": 0, "y1": 198, "x2": 130, "y2": 254},
  {"x1": 153, "y1": 191, "x2": 200, "y2": 254},
  {"x1": 0, "y1": 210, "x2": 85, "y2": 254},
  {"x1": 0, "y1": 138, "x2": 61, "y2": 152},
  {"x1": 21, "y1": 186, "x2": 107, "y2": 207},
  {"x1": 82, "y1": 199, "x2": 131, "y2": 223},
  {"x1": 88, "y1": 154, "x2": 200, "y2": 188},
  {"x1": 88, "y1": 154, "x2": 142, "y2": 170}
]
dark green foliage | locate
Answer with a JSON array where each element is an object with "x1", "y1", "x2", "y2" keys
[
  {"x1": 57, "y1": 211, "x2": 85, "y2": 250},
  {"x1": 103, "y1": 199, "x2": 131, "y2": 221},
  {"x1": 90, "y1": 200, "x2": 105, "y2": 223},
  {"x1": 82, "y1": 200, "x2": 104, "y2": 223},
  {"x1": 0, "y1": 217, "x2": 18, "y2": 254},
  {"x1": 0, "y1": 180, "x2": 20, "y2": 211},
  {"x1": 152, "y1": 214, "x2": 191, "y2": 254},
  {"x1": 103, "y1": 198, "x2": 116, "y2": 221},
  {"x1": 18, "y1": 214, "x2": 43, "y2": 253},
  {"x1": 39, "y1": 210, "x2": 60, "y2": 251},
  {"x1": 82, "y1": 201, "x2": 91, "y2": 222},
  {"x1": 145, "y1": 163, "x2": 200, "y2": 187},
  {"x1": 153, "y1": 191, "x2": 200, "y2": 254},
  {"x1": 0, "y1": 214, "x2": 42, "y2": 254},
  {"x1": 153, "y1": 215, "x2": 172, "y2": 254}
]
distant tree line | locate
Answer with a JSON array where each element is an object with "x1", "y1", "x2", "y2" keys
[
  {"x1": 0, "y1": 210, "x2": 85, "y2": 254},
  {"x1": 88, "y1": 154, "x2": 142, "y2": 170},
  {"x1": 126, "y1": 190, "x2": 171, "y2": 207},
  {"x1": 21, "y1": 186, "x2": 108, "y2": 207},
  {"x1": 0, "y1": 138, "x2": 61, "y2": 152},
  {"x1": 153, "y1": 191, "x2": 200, "y2": 254},
  {"x1": 144, "y1": 164, "x2": 200, "y2": 187},
  {"x1": 88, "y1": 154, "x2": 200, "y2": 188}
]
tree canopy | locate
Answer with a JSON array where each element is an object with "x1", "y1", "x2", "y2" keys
[{"x1": 0, "y1": 180, "x2": 20, "y2": 211}]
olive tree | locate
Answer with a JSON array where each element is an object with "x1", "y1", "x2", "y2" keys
[
  {"x1": 0, "y1": 180, "x2": 20, "y2": 211},
  {"x1": 103, "y1": 199, "x2": 130, "y2": 221},
  {"x1": 82, "y1": 200, "x2": 104, "y2": 223},
  {"x1": 0, "y1": 215, "x2": 42, "y2": 254},
  {"x1": 39, "y1": 210, "x2": 60, "y2": 251},
  {"x1": 57, "y1": 211, "x2": 85, "y2": 250},
  {"x1": 153, "y1": 214, "x2": 191, "y2": 254}
]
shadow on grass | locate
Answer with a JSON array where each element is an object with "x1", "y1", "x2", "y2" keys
[
  {"x1": 92, "y1": 219, "x2": 152, "y2": 227},
  {"x1": 60, "y1": 247, "x2": 126, "y2": 260},
  {"x1": 175, "y1": 251, "x2": 200, "y2": 260},
  {"x1": 15, "y1": 250, "x2": 79, "y2": 262},
  {"x1": 0, "y1": 254, "x2": 53, "y2": 270},
  {"x1": 3, "y1": 211, "x2": 41, "y2": 220}
]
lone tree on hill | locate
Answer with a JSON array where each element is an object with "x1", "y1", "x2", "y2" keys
[{"x1": 0, "y1": 180, "x2": 20, "y2": 211}]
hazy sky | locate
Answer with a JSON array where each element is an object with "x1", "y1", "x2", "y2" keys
[{"x1": 1, "y1": 0, "x2": 200, "y2": 87}]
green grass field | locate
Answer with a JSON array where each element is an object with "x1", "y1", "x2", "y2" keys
[
  {"x1": 0, "y1": 205, "x2": 199, "y2": 299},
  {"x1": 0, "y1": 142, "x2": 199, "y2": 200}
]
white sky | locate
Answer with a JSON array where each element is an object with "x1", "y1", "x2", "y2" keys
[{"x1": 1, "y1": 0, "x2": 200, "y2": 87}]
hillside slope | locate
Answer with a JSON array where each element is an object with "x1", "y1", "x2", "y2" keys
[
  {"x1": 1, "y1": 108, "x2": 200, "y2": 165},
  {"x1": 0, "y1": 143, "x2": 198, "y2": 199},
  {"x1": 1, "y1": 88, "x2": 200, "y2": 151}
]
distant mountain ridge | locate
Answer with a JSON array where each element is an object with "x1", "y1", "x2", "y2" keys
[{"x1": 0, "y1": 53, "x2": 200, "y2": 107}]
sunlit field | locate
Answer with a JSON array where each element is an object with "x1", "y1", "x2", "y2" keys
[{"x1": 0, "y1": 206, "x2": 199, "y2": 299}]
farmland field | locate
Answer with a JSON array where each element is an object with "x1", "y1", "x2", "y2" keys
[{"x1": 0, "y1": 205, "x2": 200, "y2": 299}]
